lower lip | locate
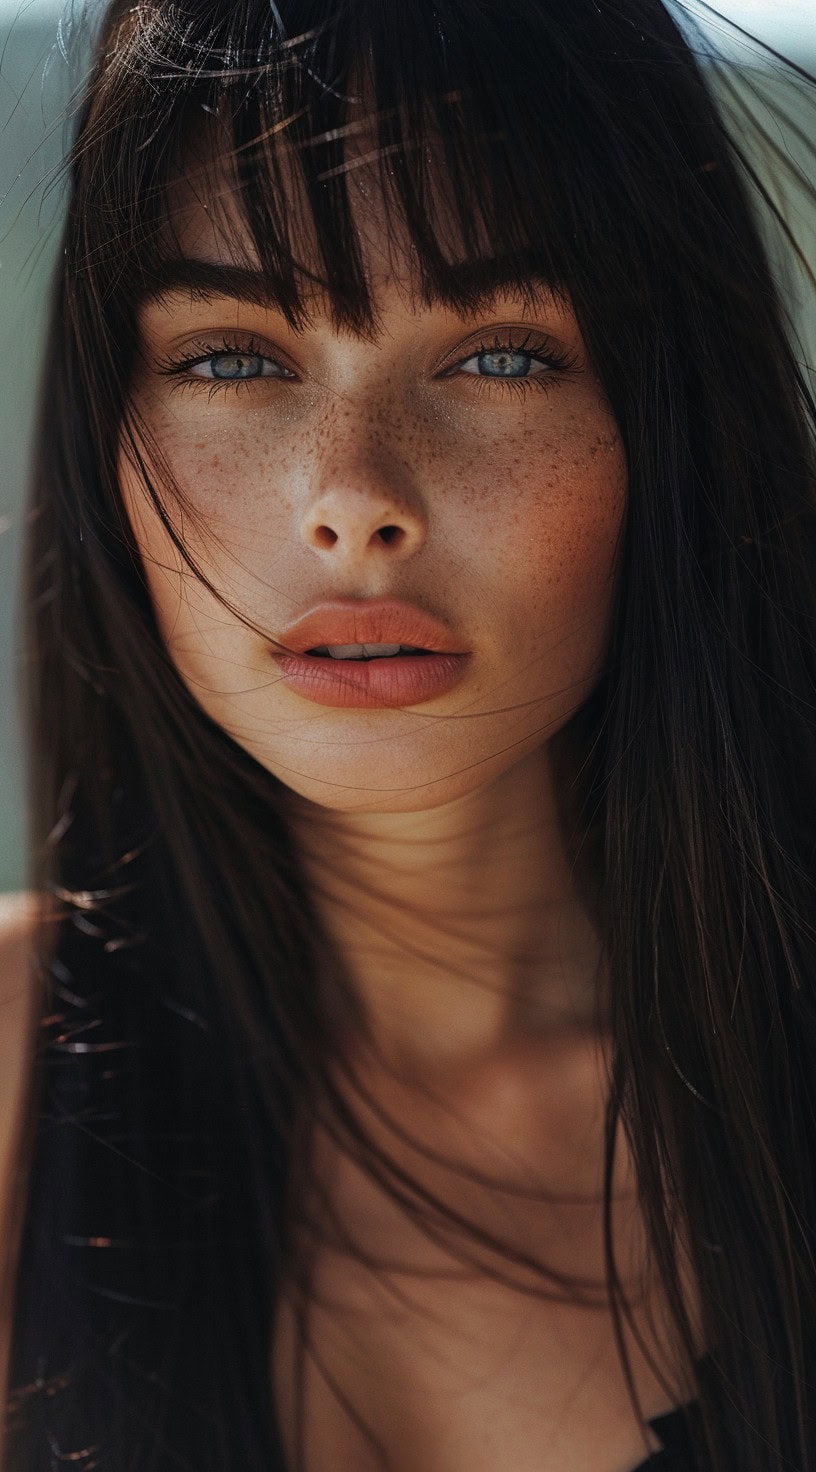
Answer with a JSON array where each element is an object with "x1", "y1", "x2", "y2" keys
[{"x1": 272, "y1": 651, "x2": 471, "y2": 707}]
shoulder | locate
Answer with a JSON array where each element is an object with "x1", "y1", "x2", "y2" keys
[
  {"x1": 0, "y1": 895, "x2": 38, "y2": 1472},
  {"x1": 0, "y1": 890, "x2": 39, "y2": 1015},
  {"x1": 0, "y1": 891, "x2": 39, "y2": 1177},
  {"x1": 0, "y1": 888, "x2": 39, "y2": 946}
]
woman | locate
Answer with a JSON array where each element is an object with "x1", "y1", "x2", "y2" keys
[{"x1": 2, "y1": 0, "x2": 816, "y2": 1467}]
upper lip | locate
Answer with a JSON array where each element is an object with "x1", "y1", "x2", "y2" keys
[{"x1": 278, "y1": 598, "x2": 466, "y2": 655}]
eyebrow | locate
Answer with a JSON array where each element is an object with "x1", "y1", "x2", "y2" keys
[
  {"x1": 136, "y1": 254, "x2": 564, "y2": 319},
  {"x1": 138, "y1": 259, "x2": 301, "y2": 312}
]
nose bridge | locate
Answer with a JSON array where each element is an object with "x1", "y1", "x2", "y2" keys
[{"x1": 298, "y1": 393, "x2": 427, "y2": 562}]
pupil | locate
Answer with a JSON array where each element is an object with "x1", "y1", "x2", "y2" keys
[
  {"x1": 211, "y1": 352, "x2": 263, "y2": 379},
  {"x1": 479, "y1": 349, "x2": 530, "y2": 378}
]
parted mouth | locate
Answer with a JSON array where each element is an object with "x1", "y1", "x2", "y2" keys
[
  {"x1": 277, "y1": 598, "x2": 467, "y2": 657},
  {"x1": 306, "y1": 643, "x2": 433, "y2": 660}
]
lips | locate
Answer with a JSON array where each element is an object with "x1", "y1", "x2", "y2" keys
[
  {"x1": 272, "y1": 598, "x2": 471, "y2": 707},
  {"x1": 277, "y1": 598, "x2": 466, "y2": 657}
]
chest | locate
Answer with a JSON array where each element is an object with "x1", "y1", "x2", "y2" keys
[
  {"x1": 271, "y1": 1245, "x2": 673, "y2": 1472},
  {"x1": 269, "y1": 1049, "x2": 701, "y2": 1472}
]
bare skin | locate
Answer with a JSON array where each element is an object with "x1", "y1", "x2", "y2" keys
[
  {"x1": 121, "y1": 140, "x2": 626, "y2": 1078},
  {"x1": 111, "y1": 139, "x2": 703, "y2": 1468},
  {"x1": 272, "y1": 1034, "x2": 703, "y2": 1471},
  {"x1": 0, "y1": 893, "x2": 42, "y2": 1472}
]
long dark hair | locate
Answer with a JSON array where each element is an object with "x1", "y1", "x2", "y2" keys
[{"x1": 4, "y1": 1, "x2": 816, "y2": 1468}]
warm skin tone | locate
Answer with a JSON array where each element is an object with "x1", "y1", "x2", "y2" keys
[
  {"x1": 120, "y1": 144, "x2": 628, "y2": 1093},
  {"x1": 112, "y1": 142, "x2": 708, "y2": 1469},
  {"x1": 118, "y1": 171, "x2": 704, "y2": 1467}
]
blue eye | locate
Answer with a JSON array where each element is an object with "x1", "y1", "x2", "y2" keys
[
  {"x1": 209, "y1": 352, "x2": 264, "y2": 379},
  {"x1": 462, "y1": 348, "x2": 538, "y2": 379},
  {"x1": 191, "y1": 351, "x2": 290, "y2": 381}
]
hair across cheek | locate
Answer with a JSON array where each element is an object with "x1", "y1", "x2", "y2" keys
[{"x1": 116, "y1": 360, "x2": 627, "y2": 713}]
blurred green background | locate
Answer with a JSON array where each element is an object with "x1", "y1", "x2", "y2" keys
[{"x1": 0, "y1": 0, "x2": 814, "y2": 894}]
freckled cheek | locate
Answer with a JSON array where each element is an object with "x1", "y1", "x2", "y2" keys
[
  {"x1": 126, "y1": 403, "x2": 298, "y2": 554},
  {"x1": 117, "y1": 415, "x2": 305, "y2": 682},
  {"x1": 447, "y1": 426, "x2": 627, "y2": 606},
  {"x1": 177, "y1": 431, "x2": 293, "y2": 527},
  {"x1": 526, "y1": 453, "x2": 627, "y2": 651}
]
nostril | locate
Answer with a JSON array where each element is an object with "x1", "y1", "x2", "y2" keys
[
  {"x1": 310, "y1": 523, "x2": 405, "y2": 550},
  {"x1": 314, "y1": 526, "x2": 338, "y2": 549}
]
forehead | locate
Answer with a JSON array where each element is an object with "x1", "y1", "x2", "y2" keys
[
  {"x1": 148, "y1": 110, "x2": 568, "y2": 325},
  {"x1": 173, "y1": 134, "x2": 416, "y2": 286}
]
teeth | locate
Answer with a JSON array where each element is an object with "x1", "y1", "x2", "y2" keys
[
  {"x1": 326, "y1": 643, "x2": 402, "y2": 660},
  {"x1": 304, "y1": 641, "x2": 430, "y2": 659}
]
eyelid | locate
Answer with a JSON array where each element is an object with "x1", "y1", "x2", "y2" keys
[
  {"x1": 153, "y1": 321, "x2": 579, "y2": 387},
  {"x1": 154, "y1": 330, "x2": 297, "y2": 379},
  {"x1": 435, "y1": 325, "x2": 569, "y2": 375}
]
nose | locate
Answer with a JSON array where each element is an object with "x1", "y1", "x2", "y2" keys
[{"x1": 298, "y1": 437, "x2": 427, "y2": 567}]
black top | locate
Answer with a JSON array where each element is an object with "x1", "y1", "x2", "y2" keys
[{"x1": 635, "y1": 1401, "x2": 701, "y2": 1469}]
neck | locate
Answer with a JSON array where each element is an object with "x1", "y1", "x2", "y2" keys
[{"x1": 286, "y1": 736, "x2": 608, "y2": 1083}]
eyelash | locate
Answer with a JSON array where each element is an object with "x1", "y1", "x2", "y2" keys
[
  {"x1": 155, "y1": 334, "x2": 290, "y2": 402},
  {"x1": 155, "y1": 330, "x2": 580, "y2": 400}
]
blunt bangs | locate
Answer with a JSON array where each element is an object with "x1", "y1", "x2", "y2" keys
[
  {"x1": 9, "y1": 3, "x2": 816, "y2": 1471},
  {"x1": 68, "y1": 0, "x2": 720, "y2": 341}
]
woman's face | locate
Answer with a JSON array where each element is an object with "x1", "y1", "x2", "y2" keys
[{"x1": 119, "y1": 152, "x2": 628, "y2": 815}]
